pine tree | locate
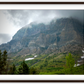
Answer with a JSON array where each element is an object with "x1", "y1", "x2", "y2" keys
[
  {"x1": 2, "y1": 50, "x2": 7, "y2": 74},
  {"x1": 12, "y1": 64, "x2": 16, "y2": 73},
  {"x1": 0, "y1": 50, "x2": 2, "y2": 74},
  {"x1": 30, "y1": 67, "x2": 36, "y2": 74},
  {"x1": 18, "y1": 61, "x2": 29, "y2": 74},
  {"x1": 2, "y1": 50, "x2": 7, "y2": 65},
  {"x1": 9, "y1": 64, "x2": 16, "y2": 74},
  {"x1": 0, "y1": 50, "x2": 8, "y2": 74}
]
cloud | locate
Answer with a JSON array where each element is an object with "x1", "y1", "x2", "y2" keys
[
  {"x1": 0, "y1": 11, "x2": 20, "y2": 36},
  {"x1": 56, "y1": 10, "x2": 83, "y2": 23},
  {"x1": 0, "y1": 34, "x2": 11, "y2": 45},
  {"x1": 4, "y1": 10, "x2": 62, "y2": 25},
  {"x1": 0, "y1": 10, "x2": 83, "y2": 45},
  {"x1": 4, "y1": 10, "x2": 83, "y2": 27}
]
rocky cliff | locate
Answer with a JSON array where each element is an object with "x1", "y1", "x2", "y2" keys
[{"x1": 0, "y1": 17, "x2": 83, "y2": 56}]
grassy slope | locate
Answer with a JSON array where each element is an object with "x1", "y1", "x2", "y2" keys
[{"x1": 9, "y1": 52, "x2": 84, "y2": 74}]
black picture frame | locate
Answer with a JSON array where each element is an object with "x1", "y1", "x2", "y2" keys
[
  {"x1": 0, "y1": 1, "x2": 84, "y2": 83},
  {"x1": 0, "y1": 80, "x2": 84, "y2": 82},
  {"x1": 0, "y1": 2, "x2": 84, "y2": 4}
]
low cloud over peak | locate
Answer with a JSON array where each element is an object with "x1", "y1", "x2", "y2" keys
[
  {"x1": 4, "y1": 10, "x2": 84, "y2": 26},
  {"x1": 0, "y1": 10, "x2": 83, "y2": 45}
]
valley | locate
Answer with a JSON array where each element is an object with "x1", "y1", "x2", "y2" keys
[{"x1": 0, "y1": 17, "x2": 84, "y2": 74}]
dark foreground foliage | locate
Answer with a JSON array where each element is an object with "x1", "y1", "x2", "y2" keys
[{"x1": 0, "y1": 50, "x2": 37, "y2": 74}]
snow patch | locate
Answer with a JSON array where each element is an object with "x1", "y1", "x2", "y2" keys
[
  {"x1": 34, "y1": 55, "x2": 37, "y2": 57},
  {"x1": 25, "y1": 55, "x2": 38, "y2": 61},
  {"x1": 74, "y1": 64, "x2": 80, "y2": 67},
  {"x1": 81, "y1": 56, "x2": 84, "y2": 59},
  {"x1": 25, "y1": 58, "x2": 34, "y2": 61}
]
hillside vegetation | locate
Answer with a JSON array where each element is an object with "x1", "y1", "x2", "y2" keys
[{"x1": 0, "y1": 17, "x2": 83, "y2": 74}]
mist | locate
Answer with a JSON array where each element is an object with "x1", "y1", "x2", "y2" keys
[
  {"x1": 0, "y1": 34, "x2": 11, "y2": 45},
  {"x1": 4, "y1": 10, "x2": 84, "y2": 27},
  {"x1": 0, "y1": 10, "x2": 83, "y2": 45}
]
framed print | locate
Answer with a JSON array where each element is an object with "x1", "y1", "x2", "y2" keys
[{"x1": 0, "y1": 1, "x2": 84, "y2": 82}]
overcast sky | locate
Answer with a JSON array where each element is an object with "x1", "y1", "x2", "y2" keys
[{"x1": 0, "y1": 10, "x2": 83, "y2": 45}]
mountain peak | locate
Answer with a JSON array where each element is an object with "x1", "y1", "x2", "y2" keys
[{"x1": 0, "y1": 17, "x2": 83, "y2": 56}]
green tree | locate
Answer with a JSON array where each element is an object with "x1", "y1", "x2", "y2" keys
[
  {"x1": 30, "y1": 67, "x2": 37, "y2": 74},
  {"x1": 2, "y1": 50, "x2": 7, "y2": 65},
  {"x1": 9, "y1": 64, "x2": 16, "y2": 74},
  {"x1": 2, "y1": 50, "x2": 7, "y2": 73},
  {"x1": 0, "y1": 50, "x2": 8, "y2": 74},
  {"x1": 64, "y1": 53, "x2": 75, "y2": 74},
  {"x1": 18, "y1": 61, "x2": 29, "y2": 74},
  {"x1": 0, "y1": 50, "x2": 2, "y2": 74}
]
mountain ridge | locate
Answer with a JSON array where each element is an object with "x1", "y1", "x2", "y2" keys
[{"x1": 0, "y1": 17, "x2": 83, "y2": 56}]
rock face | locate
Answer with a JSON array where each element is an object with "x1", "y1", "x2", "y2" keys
[{"x1": 0, "y1": 17, "x2": 83, "y2": 56}]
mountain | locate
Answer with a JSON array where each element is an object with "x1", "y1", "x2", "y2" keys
[{"x1": 0, "y1": 17, "x2": 83, "y2": 56}]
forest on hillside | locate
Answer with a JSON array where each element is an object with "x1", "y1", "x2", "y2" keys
[{"x1": 0, "y1": 50, "x2": 84, "y2": 75}]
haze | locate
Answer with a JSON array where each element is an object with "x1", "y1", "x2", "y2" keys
[{"x1": 0, "y1": 10, "x2": 83, "y2": 45}]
